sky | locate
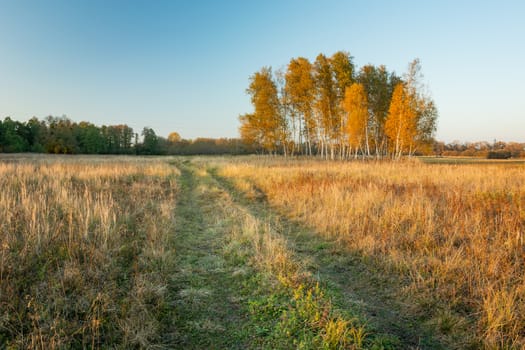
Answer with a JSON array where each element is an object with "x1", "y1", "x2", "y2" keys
[{"x1": 1, "y1": 0, "x2": 524, "y2": 143}]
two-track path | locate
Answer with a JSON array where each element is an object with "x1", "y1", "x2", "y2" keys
[
  {"x1": 170, "y1": 161, "x2": 252, "y2": 349},
  {"x1": 170, "y1": 159, "x2": 447, "y2": 349}
]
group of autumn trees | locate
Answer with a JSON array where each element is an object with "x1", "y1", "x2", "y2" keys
[
  {"x1": 0, "y1": 116, "x2": 251, "y2": 155},
  {"x1": 239, "y1": 51, "x2": 438, "y2": 158}
]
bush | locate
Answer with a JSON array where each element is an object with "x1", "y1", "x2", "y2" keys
[{"x1": 487, "y1": 151, "x2": 511, "y2": 159}]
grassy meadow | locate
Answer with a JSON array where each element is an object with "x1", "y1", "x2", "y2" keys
[
  {"x1": 215, "y1": 156, "x2": 525, "y2": 348},
  {"x1": 0, "y1": 155, "x2": 179, "y2": 348},
  {"x1": 1, "y1": 154, "x2": 524, "y2": 349}
]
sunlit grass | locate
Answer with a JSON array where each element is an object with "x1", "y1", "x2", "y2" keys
[
  {"x1": 0, "y1": 156, "x2": 179, "y2": 348},
  {"x1": 216, "y1": 156, "x2": 525, "y2": 348}
]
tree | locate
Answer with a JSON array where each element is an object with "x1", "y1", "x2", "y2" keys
[
  {"x1": 331, "y1": 51, "x2": 355, "y2": 158},
  {"x1": 0, "y1": 119, "x2": 4, "y2": 152},
  {"x1": 241, "y1": 53, "x2": 438, "y2": 159},
  {"x1": 285, "y1": 57, "x2": 316, "y2": 155},
  {"x1": 342, "y1": 83, "x2": 369, "y2": 158},
  {"x1": 25, "y1": 117, "x2": 46, "y2": 152},
  {"x1": 239, "y1": 113, "x2": 261, "y2": 151},
  {"x1": 245, "y1": 67, "x2": 284, "y2": 154},
  {"x1": 140, "y1": 127, "x2": 159, "y2": 154},
  {"x1": 385, "y1": 59, "x2": 438, "y2": 158},
  {"x1": 274, "y1": 68, "x2": 292, "y2": 156},
  {"x1": 44, "y1": 116, "x2": 77, "y2": 154},
  {"x1": 331, "y1": 51, "x2": 355, "y2": 100},
  {"x1": 0, "y1": 117, "x2": 28, "y2": 152},
  {"x1": 75, "y1": 122, "x2": 106, "y2": 154},
  {"x1": 118, "y1": 125, "x2": 135, "y2": 154},
  {"x1": 357, "y1": 65, "x2": 401, "y2": 156},
  {"x1": 385, "y1": 83, "x2": 417, "y2": 158},
  {"x1": 314, "y1": 54, "x2": 337, "y2": 159},
  {"x1": 168, "y1": 131, "x2": 181, "y2": 143},
  {"x1": 404, "y1": 59, "x2": 437, "y2": 153}
]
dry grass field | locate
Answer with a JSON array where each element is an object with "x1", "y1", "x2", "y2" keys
[
  {"x1": 1, "y1": 155, "x2": 379, "y2": 349},
  {"x1": 0, "y1": 155, "x2": 179, "y2": 348},
  {"x1": 2, "y1": 154, "x2": 524, "y2": 349},
  {"x1": 216, "y1": 156, "x2": 525, "y2": 348}
]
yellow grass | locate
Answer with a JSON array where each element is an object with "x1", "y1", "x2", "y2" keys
[
  {"x1": 217, "y1": 157, "x2": 525, "y2": 348},
  {"x1": 0, "y1": 156, "x2": 179, "y2": 348}
]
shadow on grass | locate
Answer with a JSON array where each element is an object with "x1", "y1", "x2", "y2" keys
[{"x1": 208, "y1": 166, "x2": 454, "y2": 350}]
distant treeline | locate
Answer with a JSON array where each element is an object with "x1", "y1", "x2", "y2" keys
[
  {"x1": 434, "y1": 140, "x2": 525, "y2": 159},
  {"x1": 0, "y1": 116, "x2": 254, "y2": 155},
  {"x1": 2, "y1": 116, "x2": 521, "y2": 158}
]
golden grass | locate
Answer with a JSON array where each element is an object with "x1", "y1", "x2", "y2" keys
[
  {"x1": 217, "y1": 157, "x2": 525, "y2": 348},
  {"x1": 0, "y1": 156, "x2": 179, "y2": 348}
]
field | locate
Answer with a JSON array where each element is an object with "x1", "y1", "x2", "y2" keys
[
  {"x1": 1, "y1": 155, "x2": 524, "y2": 349},
  {"x1": 0, "y1": 155, "x2": 179, "y2": 348}
]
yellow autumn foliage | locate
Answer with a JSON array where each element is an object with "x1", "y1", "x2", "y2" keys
[
  {"x1": 385, "y1": 83, "x2": 417, "y2": 158},
  {"x1": 342, "y1": 83, "x2": 368, "y2": 155}
]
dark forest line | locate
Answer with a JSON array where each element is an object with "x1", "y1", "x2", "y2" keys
[{"x1": 0, "y1": 116, "x2": 254, "y2": 155}]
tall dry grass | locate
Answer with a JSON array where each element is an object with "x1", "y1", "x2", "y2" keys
[
  {"x1": 0, "y1": 156, "x2": 179, "y2": 348},
  {"x1": 217, "y1": 157, "x2": 525, "y2": 348}
]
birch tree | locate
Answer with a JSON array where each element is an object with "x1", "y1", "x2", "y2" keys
[
  {"x1": 385, "y1": 83, "x2": 417, "y2": 158},
  {"x1": 357, "y1": 65, "x2": 401, "y2": 157},
  {"x1": 342, "y1": 83, "x2": 369, "y2": 158},
  {"x1": 404, "y1": 59, "x2": 438, "y2": 154},
  {"x1": 314, "y1": 54, "x2": 337, "y2": 159},
  {"x1": 245, "y1": 67, "x2": 285, "y2": 154},
  {"x1": 285, "y1": 57, "x2": 316, "y2": 155},
  {"x1": 331, "y1": 51, "x2": 355, "y2": 158}
]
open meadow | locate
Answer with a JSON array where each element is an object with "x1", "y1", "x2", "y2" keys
[
  {"x1": 214, "y1": 156, "x2": 525, "y2": 349},
  {"x1": 1, "y1": 154, "x2": 524, "y2": 349},
  {"x1": 0, "y1": 155, "x2": 180, "y2": 348}
]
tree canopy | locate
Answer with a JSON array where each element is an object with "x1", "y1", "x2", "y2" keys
[{"x1": 240, "y1": 52, "x2": 438, "y2": 159}]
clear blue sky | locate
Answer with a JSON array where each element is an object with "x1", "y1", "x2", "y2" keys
[{"x1": 1, "y1": 0, "x2": 524, "y2": 142}]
